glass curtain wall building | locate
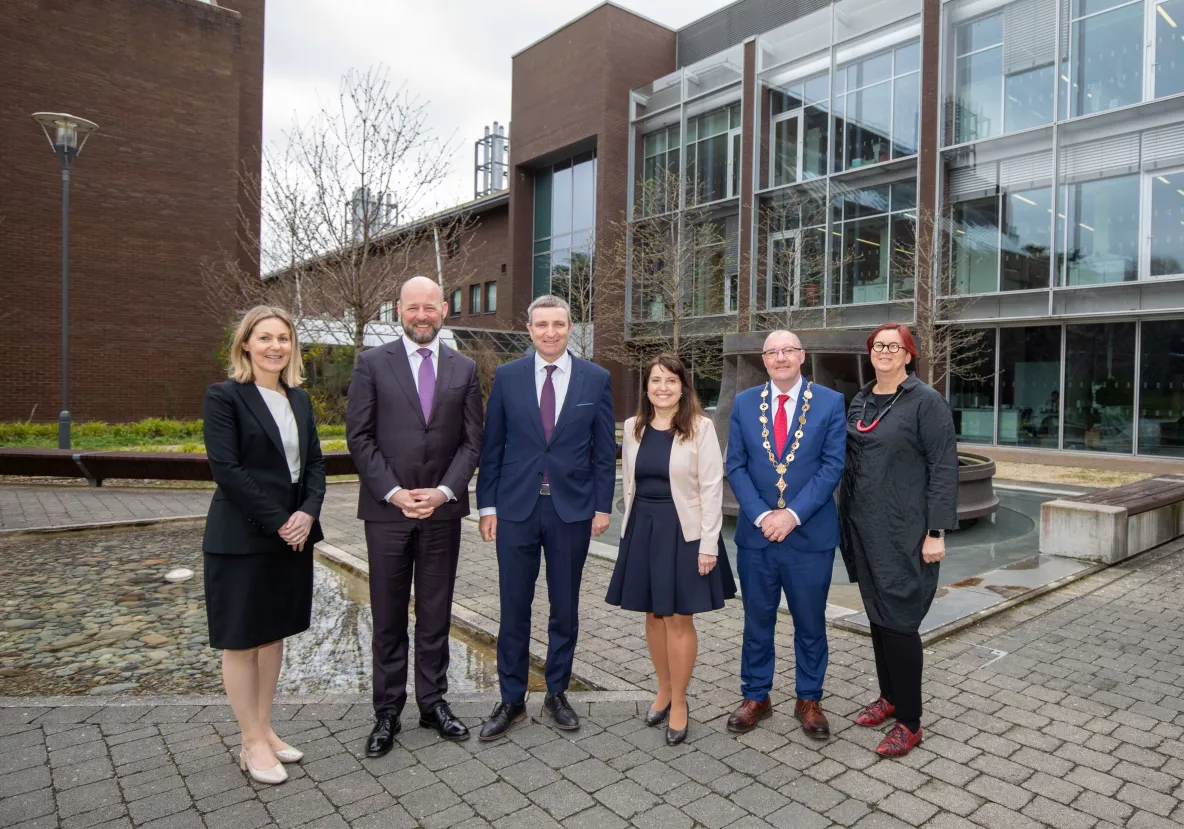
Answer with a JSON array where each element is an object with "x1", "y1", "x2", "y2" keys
[{"x1": 622, "y1": 0, "x2": 1184, "y2": 457}]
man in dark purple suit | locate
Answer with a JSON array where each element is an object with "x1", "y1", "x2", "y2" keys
[{"x1": 346, "y1": 276, "x2": 483, "y2": 757}]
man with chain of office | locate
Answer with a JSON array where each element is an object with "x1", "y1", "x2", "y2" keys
[{"x1": 724, "y1": 329, "x2": 847, "y2": 739}]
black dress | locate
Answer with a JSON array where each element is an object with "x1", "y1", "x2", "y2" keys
[
  {"x1": 838, "y1": 375, "x2": 958, "y2": 632},
  {"x1": 606, "y1": 428, "x2": 733, "y2": 616}
]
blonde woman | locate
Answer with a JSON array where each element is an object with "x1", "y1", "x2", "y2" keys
[{"x1": 203, "y1": 306, "x2": 325, "y2": 785}]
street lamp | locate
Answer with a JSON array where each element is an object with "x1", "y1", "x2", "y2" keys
[{"x1": 32, "y1": 112, "x2": 99, "y2": 450}]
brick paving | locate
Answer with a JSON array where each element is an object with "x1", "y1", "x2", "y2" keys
[
  {"x1": 0, "y1": 486, "x2": 211, "y2": 532},
  {"x1": 4, "y1": 483, "x2": 1184, "y2": 826}
]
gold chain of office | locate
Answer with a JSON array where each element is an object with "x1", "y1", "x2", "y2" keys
[{"x1": 759, "y1": 380, "x2": 813, "y2": 509}]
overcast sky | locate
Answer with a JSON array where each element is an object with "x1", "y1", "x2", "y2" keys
[{"x1": 262, "y1": 0, "x2": 724, "y2": 206}]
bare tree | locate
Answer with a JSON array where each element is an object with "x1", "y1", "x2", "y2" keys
[
  {"x1": 906, "y1": 207, "x2": 992, "y2": 388},
  {"x1": 597, "y1": 169, "x2": 732, "y2": 376},
  {"x1": 202, "y1": 66, "x2": 481, "y2": 350},
  {"x1": 753, "y1": 186, "x2": 837, "y2": 332}
]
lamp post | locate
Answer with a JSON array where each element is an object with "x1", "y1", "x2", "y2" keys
[{"x1": 32, "y1": 112, "x2": 99, "y2": 450}]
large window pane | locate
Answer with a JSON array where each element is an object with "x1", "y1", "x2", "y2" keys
[
  {"x1": 1004, "y1": 65, "x2": 1055, "y2": 132},
  {"x1": 1001, "y1": 188, "x2": 1052, "y2": 290},
  {"x1": 1140, "y1": 319, "x2": 1184, "y2": 456},
  {"x1": 532, "y1": 253, "x2": 550, "y2": 299},
  {"x1": 1150, "y1": 171, "x2": 1184, "y2": 277},
  {"x1": 954, "y1": 46, "x2": 1003, "y2": 143},
  {"x1": 951, "y1": 197, "x2": 1000, "y2": 294},
  {"x1": 773, "y1": 115, "x2": 800, "y2": 186},
  {"x1": 804, "y1": 106, "x2": 829, "y2": 178},
  {"x1": 892, "y1": 73, "x2": 920, "y2": 158},
  {"x1": 551, "y1": 162, "x2": 572, "y2": 236},
  {"x1": 1156, "y1": 0, "x2": 1184, "y2": 98},
  {"x1": 1064, "y1": 322, "x2": 1135, "y2": 453},
  {"x1": 847, "y1": 215, "x2": 890, "y2": 303},
  {"x1": 998, "y1": 325, "x2": 1061, "y2": 448},
  {"x1": 890, "y1": 216, "x2": 917, "y2": 300},
  {"x1": 844, "y1": 84, "x2": 893, "y2": 168},
  {"x1": 1068, "y1": 2, "x2": 1143, "y2": 117},
  {"x1": 1062, "y1": 175, "x2": 1139, "y2": 286},
  {"x1": 572, "y1": 155, "x2": 596, "y2": 232},
  {"x1": 950, "y1": 330, "x2": 996, "y2": 444}
]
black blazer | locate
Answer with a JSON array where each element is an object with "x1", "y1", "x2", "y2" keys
[
  {"x1": 202, "y1": 379, "x2": 326, "y2": 554},
  {"x1": 345, "y1": 340, "x2": 483, "y2": 523}
]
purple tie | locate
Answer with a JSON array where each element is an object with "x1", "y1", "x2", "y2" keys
[
  {"x1": 541, "y1": 365, "x2": 557, "y2": 483},
  {"x1": 417, "y1": 348, "x2": 434, "y2": 421}
]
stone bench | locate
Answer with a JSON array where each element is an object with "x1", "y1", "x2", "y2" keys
[
  {"x1": 0, "y1": 447, "x2": 357, "y2": 486},
  {"x1": 1040, "y1": 475, "x2": 1184, "y2": 564}
]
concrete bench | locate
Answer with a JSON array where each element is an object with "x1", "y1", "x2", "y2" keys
[
  {"x1": 1040, "y1": 475, "x2": 1184, "y2": 564},
  {"x1": 0, "y1": 448, "x2": 357, "y2": 486}
]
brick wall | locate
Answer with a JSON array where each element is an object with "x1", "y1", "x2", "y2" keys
[
  {"x1": 509, "y1": 5, "x2": 677, "y2": 417},
  {"x1": 0, "y1": 0, "x2": 264, "y2": 423}
]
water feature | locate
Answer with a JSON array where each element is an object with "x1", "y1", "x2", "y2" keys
[{"x1": 279, "y1": 556, "x2": 552, "y2": 696}]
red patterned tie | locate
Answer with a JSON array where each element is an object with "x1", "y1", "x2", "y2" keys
[{"x1": 774, "y1": 394, "x2": 789, "y2": 457}]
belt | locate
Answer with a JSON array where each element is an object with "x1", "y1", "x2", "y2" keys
[{"x1": 540, "y1": 483, "x2": 551, "y2": 496}]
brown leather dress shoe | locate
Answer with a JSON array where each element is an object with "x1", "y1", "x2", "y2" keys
[
  {"x1": 726, "y1": 698, "x2": 772, "y2": 733},
  {"x1": 794, "y1": 699, "x2": 830, "y2": 739}
]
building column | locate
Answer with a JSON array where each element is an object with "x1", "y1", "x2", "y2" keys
[{"x1": 737, "y1": 37, "x2": 758, "y2": 334}]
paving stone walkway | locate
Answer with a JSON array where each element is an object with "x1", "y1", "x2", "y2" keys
[
  {"x1": 4, "y1": 484, "x2": 1184, "y2": 827},
  {"x1": 0, "y1": 486, "x2": 211, "y2": 532}
]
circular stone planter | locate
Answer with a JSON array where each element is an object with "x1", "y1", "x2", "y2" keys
[{"x1": 957, "y1": 452, "x2": 999, "y2": 522}]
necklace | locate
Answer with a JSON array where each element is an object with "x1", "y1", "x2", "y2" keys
[
  {"x1": 856, "y1": 388, "x2": 906, "y2": 433},
  {"x1": 758, "y1": 380, "x2": 812, "y2": 508}
]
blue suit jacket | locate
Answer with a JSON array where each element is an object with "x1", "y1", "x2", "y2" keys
[
  {"x1": 726, "y1": 379, "x2": 846, "y2": 551},
  {"x1": 476, "y1": 353, "x2": 616, "y2": 524}
]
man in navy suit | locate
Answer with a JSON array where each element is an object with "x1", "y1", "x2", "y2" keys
[
  {"x1": 475, "y1": 294, "x2": 616, "y2": 740},
  {"x1": 725, "y1": 330, "x2": 846, "y2": 739}
]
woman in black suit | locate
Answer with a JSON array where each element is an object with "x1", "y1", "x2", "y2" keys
[{"x1": 203, "y1": 305, "x2": 325, "y2": 785}]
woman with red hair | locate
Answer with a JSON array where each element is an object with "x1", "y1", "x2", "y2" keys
[{"x1": 838, "y1": 322, "x2": 958, "y2": 757}]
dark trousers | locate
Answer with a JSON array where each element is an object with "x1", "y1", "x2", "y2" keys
[
  {"x1": 365, "y1": 518, "x2": 462, "y2": 717},
  {"x1": 495, "y1": 495, "x2": 591, "y2": 703},
  {"x1": 870, "y1": 622, "x2": 923, "y2": 732},
  {"x1": 737, "y1": 542, "x2": 833, "y2": 701}
]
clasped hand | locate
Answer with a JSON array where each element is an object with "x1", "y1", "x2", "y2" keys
[
  {"x1": 759, "y1": 509, "x2": 798, "y2": 543},
  {"x1": 277, "y1": 511, "x2": 314, "y2": 551},
  {"x1": 390, "y1": 488, "x2": 447, "y2": 519}
]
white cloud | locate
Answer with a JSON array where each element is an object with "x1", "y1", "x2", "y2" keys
[{"x1": 262, "y1": 0, "x2": 725, "y2": 205}]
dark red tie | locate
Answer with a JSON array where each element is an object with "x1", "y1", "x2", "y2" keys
[
  {"x1": 541, "y1": 365, "x2": 557, "y2": 483},
  {"x1": 774, "y1": 394, "x2": 789, "y2": 457}
]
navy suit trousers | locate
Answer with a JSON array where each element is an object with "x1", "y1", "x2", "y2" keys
[{"x1": 495, "y1": 495, "x2": 592, "y2": 702}]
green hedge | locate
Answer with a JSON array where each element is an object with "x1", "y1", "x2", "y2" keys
[{"x1": 0, "y1": 419, "x2": 347, "y2": 450}]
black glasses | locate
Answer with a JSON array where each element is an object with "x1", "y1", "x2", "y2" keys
[
  {"x1": 871, "y1": 342, "x2": 904, "y2": 353},
  {"x1": 762, "y1": 347, "x2": 803, "y2": 359}
]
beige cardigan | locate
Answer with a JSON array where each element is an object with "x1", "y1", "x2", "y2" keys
[{"x1": 621, "y1": 415, "x2": 724, "y2": 557}]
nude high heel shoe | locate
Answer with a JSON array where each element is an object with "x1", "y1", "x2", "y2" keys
[
  {"x1": 274, "y1": 745, "x2": 303, "y2": 763},
  {"x1": 239, "y1": 749, "x2": 288, "y2": 784}
]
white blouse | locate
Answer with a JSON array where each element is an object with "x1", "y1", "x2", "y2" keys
[{"x1": 256, "y1": 385, "x2": 301, "y2": 483}]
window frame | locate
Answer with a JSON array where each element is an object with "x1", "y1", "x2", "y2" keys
[
  {"x1": 469, "y1": 283, "x2": 482, "y2": 315},
  {"x1": 836, "y1": 41, "x2": 921, "y2": 172},
  {"x1": 484, "y1": 280, "x2": 497, "y2": 314}
]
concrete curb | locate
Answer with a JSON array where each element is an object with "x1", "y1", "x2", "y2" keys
[{"x1": 0, "y1": 513, "x2": 205, "y2": 535}]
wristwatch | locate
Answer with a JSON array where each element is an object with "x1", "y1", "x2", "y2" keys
[{"x1": 927, "y1": 529, "x2": 945, "y2": 539}]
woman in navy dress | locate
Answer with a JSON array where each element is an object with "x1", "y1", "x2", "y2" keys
[{"x1": 607, "y1": 354, "x2": 735, "y2": 745}]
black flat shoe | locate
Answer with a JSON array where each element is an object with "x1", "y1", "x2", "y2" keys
[
  {"x1": 365, "y1": 713, "x2": 401, "y2": 758},
  {"x1": 478, "y1": 701, "x2": 526, "y2": 742},
  {"x1": 644, "y1": 703, "x2": 671, "y2": 727},
  {"x1": 666, "y1": 725, "x2": 688, "y2": 746},
  {"x1": 419, "y1": 701, "x2": 470, "y2": 742},
  {"x1": 542, "y1": 691, "x2": 580, "y2": 730}
]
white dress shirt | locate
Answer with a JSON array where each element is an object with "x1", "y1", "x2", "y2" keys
[
  {"x1": 384, "y1": 335, "x2": 455, "y2": 505},
  {"x1": 754, "y1": 375, "x2": 803, "y2": 530},
  {"x1": 256, "y1": 385, "x2": 301, "y2": 483},
  {"x1": 479, "y1": 350, "x2": 605, "y2": 519}
]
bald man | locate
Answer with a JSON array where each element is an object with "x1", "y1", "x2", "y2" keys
[
  {"x1": 724, "y1": 330, "x2": 846, "y2": 739},
  {"x1": 346, "y1": 276, "x2": 483, "y2": 756}
]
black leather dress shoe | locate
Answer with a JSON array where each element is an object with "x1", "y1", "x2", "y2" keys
[
  {"x1": 644, "y1": 703, "x2": 671, "y2": 727},
  {"x1": 366, "y1": 713, "x2": 401, "y2": 758},
  {"x1": 478, "y1": 701, "x2": 527, "y2": 742},
  {"x1": 542, "y1": 692, "x2": 580, "y2": 730},
  {"x1": 419, "y1": 702, "x2": 470, "y2": 742},
  {"x1": 666, "y1": 724, "x2": 688, "y2": 746}
]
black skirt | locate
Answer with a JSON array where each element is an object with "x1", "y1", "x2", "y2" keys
[
  {"x1": 606, "y1": 495, "x2": 734, "y2": 616},
  {"x1": 204, "y1": 485, "x2": 313, "y2": 650}
]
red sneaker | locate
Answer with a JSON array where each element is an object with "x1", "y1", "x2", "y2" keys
[
  {"x1": 855, "y1": 697, "x2": 895, "y2": 727},
  {"x1": 876, "y1": 722, "x2": 923, "y2": 757}
]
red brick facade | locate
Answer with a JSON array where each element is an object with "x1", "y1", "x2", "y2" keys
[{"x1": 0, "y1": 0, "x2": 264, "y2": 422}]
